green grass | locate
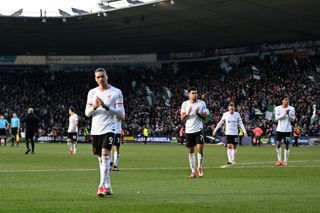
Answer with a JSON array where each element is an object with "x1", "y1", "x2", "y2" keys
[{"x1": 0, "y1": 143, "x2": 319, "y2": 213}]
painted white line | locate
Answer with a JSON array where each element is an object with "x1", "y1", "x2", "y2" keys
[
  {"x1": 0, "y1": 168, "x2": 99, "y2": 173},
  {"x1": 1, "y1": 160, "x2": 319, "y2": 173},
  {"x1": 219, "y1": 160, "x2": 320, "y2": 169}
]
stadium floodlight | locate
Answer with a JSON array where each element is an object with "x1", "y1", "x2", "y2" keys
[
  {"x1": 127, "y1": 0, "x2": 144, "y2": 5},
  {"x1": 10, "y1": 9, "x2": 23, "y2": 17},
  {"x1": 170, "y1": 0, "x2": 174, "y2": 5},
  {"x1": 98, "y1": 3, "x2": 115, "y2": 10},
  {"x1": 71, "y1": 8, "x2": 89, "y2": 15},
  {"x1": 58, "y1": 9, "x2": 71, "y2": 17},
  {"x1": 62, "y1": 17, "x2": 67, "y2": 22},
  {"x1": 42, "y1": 18, "x2": 46, "y2": 23},
  {"x1": 103, "y1": 12, "x2": 108, "y2": 17}
]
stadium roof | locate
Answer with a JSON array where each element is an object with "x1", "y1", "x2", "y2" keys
[{"x1": 0, "y1": 0, "x2": 319, "y2": 55}]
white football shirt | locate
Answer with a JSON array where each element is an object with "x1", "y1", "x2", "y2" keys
[
  {"x1": 68, "y1": 114, "x2": 78, "y2": 133},
  {"x1": 114, "y1": 115, "x2": 123, "y2": 134},
  {"x1": 180, "y1": 99, "x2": 209, "y2": 134},
  {"x1": 85, "y1": 86, "x2": 124, "y2": 135},
  {"x1": 275, "y1": 105, "x2": 296, "y2": 132},
  {"x1": 214, "y1": 111, "x2": 246, "y2": 136}
]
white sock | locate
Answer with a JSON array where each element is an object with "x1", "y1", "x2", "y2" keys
[
  {"x1": 98, "y1": 156, "x2": 103, "y2": 187},
  {"x1": 100, "y1": 156, "x2": 111, "y2": 188},
  {"x1": 227, "y1": 149, "x2": 232, "y2": 163},
  {"x1": 73, "y1": 143, "x2": 77, "y2": 154},
  {"x1": 110, "y1": 149, "x2": 113, "y2": 164},
  {"x1": 232, "y1": 149, "x2": 237, "y2": 162},
  {"x1": 284, "y1": 149, "x2": 290, "y2": 162},
  {"x1": 276, "y1": 147, "x2": 282, "y2": 161},
  {"x1": 197, "y1": 153, "x2": 203, "y2": 168},
  {"x1": 114, "y1": 151, "x2": 120, "y2": 167},
  {"x1": 188, "y1": 153, "x2": 196, "y2": 173},
  {"x1": 68, "y1": 141, "x2": 73, "y2": 151}
]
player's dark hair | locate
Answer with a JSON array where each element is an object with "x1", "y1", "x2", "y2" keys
[
  {"x1": 94, "y1": 67, "x2": 107, "y2": 74},
  {"x1": 69, "y1": 106, "x2": 76, "y2": 113},
  {"x1": 229, "y1": 102, "x2": 235, "y2": 107},
  {"x1": 188, "y1": 87, "x2": 197, "y2": 93}
]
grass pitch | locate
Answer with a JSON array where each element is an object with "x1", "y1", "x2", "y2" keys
[{"x1": 0, "y1": 143, "x2": 319, "y2": 213}]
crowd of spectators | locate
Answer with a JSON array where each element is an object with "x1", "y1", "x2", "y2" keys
[{"x1": 0, "y1": 54, "x2": 319, "y2": 139}]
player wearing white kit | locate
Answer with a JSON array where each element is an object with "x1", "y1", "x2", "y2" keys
[
  {"x1": 213, "y1": 102, "x2": 247, "y2": 165},
  {"x1": 274, "y1": 97, "x2": 295, "y2": 167},
  {"x1": 181, "y1": 87, "x2": 209, "y2": 178},
  {"x1": 112, "y1": 114, "x2": 125, "y2": 171},
  {"x1": 85, "y1": 68, "x2": 125, "y2": 197},
  {"x1": 67, "y1": 106, "x2": 78, "y2": 155}
]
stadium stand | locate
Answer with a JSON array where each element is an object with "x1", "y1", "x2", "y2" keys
[{"x1": 0, "y1": 55, "x2": 319, "y2": 139}]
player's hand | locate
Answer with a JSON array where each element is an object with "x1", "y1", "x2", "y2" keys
[
  {"x1": 244, "y1": 133, "x2": 248, "y2": 137},
  {"x1": 212, "y1": 131, "x2": 216, "y2": 137},
  {"x1": 195, "y1": 107, "x2": 199, "y2": 113},
  {"x1": 93, "y1": 97, "x2": 101, "y2": 109},
  {"x1": 187, "y1": 106, "x2": 192, "y2": 115},
  {"x1": 97, "y1": 97, "x2": 109, "y2": 110}
]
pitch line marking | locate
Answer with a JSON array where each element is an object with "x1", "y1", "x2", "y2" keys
[{"x1": 0, "y1": 160, "x2": 319, "y2": 173}]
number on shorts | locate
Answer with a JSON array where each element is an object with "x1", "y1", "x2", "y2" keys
[{"x1": 109, "y1": 137, "x2": 113, "y2": 145}]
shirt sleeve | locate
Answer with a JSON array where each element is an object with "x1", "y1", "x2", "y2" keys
[
  {"x1": 109, "y1": 90, "x2": 125, "y2": 117},
  {"x1": 200, "y1": 102, "x2": 209, "y2": 115},
  {"x1": 288, "y1": 107, "x2": 296, "y2": 122},
  {"x1": 214, "y1": 113, "x2": 226, "y2": 132},
  {"x1": 238, "y1": 114, "x2": 247, "y2": 135},
  {"x1": 180, "y1": 102, "x2": 186, "y2": 114},
  {"x1": 85, "y1": 90, "x2": 96, "y2": 117},
  {"x1": 274, "y1": 107, "x2": 286, "y2": 121}
]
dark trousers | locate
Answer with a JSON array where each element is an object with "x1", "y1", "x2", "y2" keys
[
  {"x1": 293, "y1": 137, "x2": 299, "y2": 147},
  {"x1": 26, "y1": 132, "x2": 35, "y2": 152},
  {"x1": 144, "y1": 136, "x2": 148, "y2": 144},
  {"x1": 239, "y1": 136, "x2": 243, "y2": 146}
]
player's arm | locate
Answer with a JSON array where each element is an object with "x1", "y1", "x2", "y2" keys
[
  {"x1": 102, "y1": 91, "x2": 125, "y2": 118},
  {"x1": 6, "y1": 120, "x2": 9, "y2": 130},
  {"x1": 238, "y1": 116, "x2": 248, "y2": 137},
  {"x1": 85, "y1": 91, "x2": 98, "y2": 117},
  {"x1": 274, "y1": 107, "x2": 286, "y2": 121},
  {"x1": 288, "y1": 107, "x2": 296, "y2": 122},
  {"x1": 195, "y1": 102, "x2": 209, "y2": 120},
  {"x1": 71, "y1": 117, "x2": 79, "y2": 132},
  {"x1": 17, "y1": 119, "x2": 20, "y2": 132},
  {"x1": 116, "y1": 110, "x2": 126, "y2": 121},
  {"x1": 212, "y1": 115, "x2": 225, "y2": 136},
  {"x1": 180, "y1": 102, "x2": 191, "y2": 121}
]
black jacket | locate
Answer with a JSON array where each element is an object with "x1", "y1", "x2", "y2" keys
[{"x1": 22, "y1": 113, "x2": 40, "y2": 133}]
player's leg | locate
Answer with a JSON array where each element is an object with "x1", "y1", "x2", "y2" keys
[
  {"x1": 72, "y1": 133, "x2": 78, "y2": 154},
  {"x1": 283, "y1": 134, "x2": 290, "y2": 166},
  {"x1": 92, "y1": 135, "x2": 105, "y2": 197},
  {"x1": 186, "y1": 133, "x2": 196, "y2": 178},
  {"x1": 4, "y1": 132, "x2": 7, "y2": 146},
  {"x1": 113, "y1": 134, "x2": 121, "y2": 171},
  {"x1": 226, "y1": 136, "x2": 233, "y2": 164},
  {"x1": 100, "y1": 133, "x2": 114, "y2": 195},
  {"x1": 25, "y1": 133, "x2": 31, "y2": 154},
  {"x1": 67, "y1": 139, "x2": 73, "y2": 155},
  {"x1": 275, "y1": 132, "x2": 282, "y2": 166},
  {"x1": 30, "y1": 133, "x2": 35, "y2": 154},
  {"x1": 113, "y1": 145, "x2": 120, "y2": 171},
  {"x1": 11, "y1": 129, "x2": 15, "y2": 146},
  {"x1": 196, "y1": 132, "x2": 204, "y2": 177},
  {"x1": 73, "y1": 140, "x2": 77, "y2": 154},
  {"x1": 231, "y1": 140, "x2": 237, "y2": 165}
]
